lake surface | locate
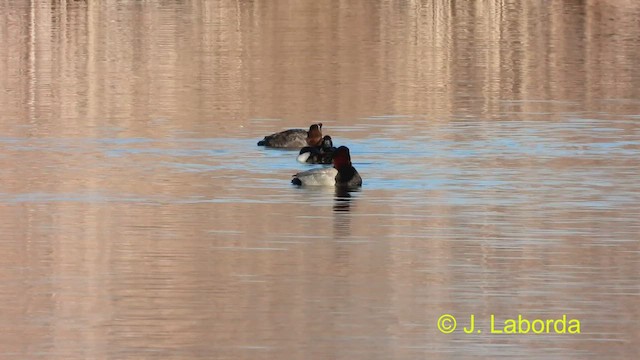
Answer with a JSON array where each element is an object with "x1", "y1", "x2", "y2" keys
[{"x1": 1, "y1": 1, "x2": 639, "y2": 359}]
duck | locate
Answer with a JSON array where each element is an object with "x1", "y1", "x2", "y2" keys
[
  {"x1": 257, "y1": 123, "x2": 323, "y2": 148},
  {"x1": 291, "y1": 146, "x2": 362, "y2": 187},
  {"x1": 297, "y1": 135, "x2": 336, "y2": 164}
]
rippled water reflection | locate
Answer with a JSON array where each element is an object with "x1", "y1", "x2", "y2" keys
[{"x1": 1, "y1": 1, "x2": 639, "y2": 359}]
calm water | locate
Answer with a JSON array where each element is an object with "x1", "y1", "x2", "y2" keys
[{"x1": 1, "y1": 1, "x2": 639, "y2": 359}]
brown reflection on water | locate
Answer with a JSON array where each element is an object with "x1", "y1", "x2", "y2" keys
[
  {"x1": 2, "y1": 0, "x2": 638, "y2": 136},
  {"x1": 1, "y1": 1, "x2": 640, "y2": 359}
]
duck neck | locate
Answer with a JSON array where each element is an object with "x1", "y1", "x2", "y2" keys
[{"x1": 334, "y1": 163, "x2": 352, "y2": 172}]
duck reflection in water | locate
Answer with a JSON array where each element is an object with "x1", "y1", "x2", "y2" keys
[
  {"x1": 333, "y1": 187, "x2": 358, "y2": 212},
  {"x1": 333, "y1": 187, "x2": 359, "y2": 238}
]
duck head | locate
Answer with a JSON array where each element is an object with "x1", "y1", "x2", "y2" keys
[
  {"x1": 306, "y1": 123, "x2": 323, "y2": 146},
  {"x1": 332, "y1": 146, "x2": 352, "y2": 169},
  {"x1": 321, "y1": 135, "x2": 333, "y2": 150}
]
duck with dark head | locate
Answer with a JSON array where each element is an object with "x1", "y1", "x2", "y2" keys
[
  {"x1": 297, "y1": 135, "x2": 337, "y2": 164},
  {"x1": 257, "y1": 123, "x2": 322, "y2": 149},
  {"x1": 291, "y1": 146, "x2": 362, "y2": 187}
]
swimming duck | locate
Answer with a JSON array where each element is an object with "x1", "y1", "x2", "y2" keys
[
  {"x1": 291, "y1": 146, "x2": 362, "y2": 187},
  {"x1": 257, "y1": 123, "x2": 323, "y2": 148},
  {"x1": 297, "y1": 135, "x2": 336, "y2": 164}
]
